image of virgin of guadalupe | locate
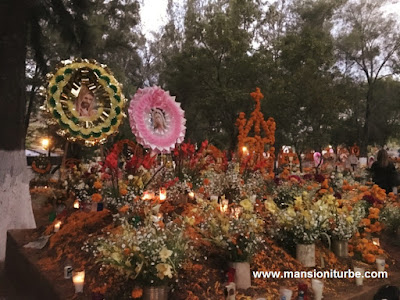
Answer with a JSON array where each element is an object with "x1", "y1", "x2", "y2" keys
[
  {"x1": 75, "y1": 85, "x2": 97, "y2": 117},
  {"x1": 151, "y1": 108, "x2": 167, "y2": 133}
]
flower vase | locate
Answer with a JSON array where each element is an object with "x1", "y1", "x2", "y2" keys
[
  {"x1": 229, "y1": 262, "x2": 251, "y2": 289},
  {"x1": 143, "y1": 286, "x2": 169, "y2": 300},
  {"x1": 296, "y1": 244, "x2": 315, "y2": 267},
  {"x1": 332, "y1": 239, "x2": 348, "y2": 258}
]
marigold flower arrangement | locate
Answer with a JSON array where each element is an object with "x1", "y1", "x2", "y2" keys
[
  {"x1": 94, "y1": 216, "x2": 190, "y2": 286},
  {"x1": 191, "y1": 198, "x2": 266, "y2": 262}
]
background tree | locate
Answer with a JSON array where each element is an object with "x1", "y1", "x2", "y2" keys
[
  {"x1": 334, "y1": 0, "x2": 400, "y2": 155},
  {"x1": 159, "y1": 0, "x2": 271, "y2": 150},
  {"x1": 266, "y1": 0, "x2": 345, "y2": 162}
]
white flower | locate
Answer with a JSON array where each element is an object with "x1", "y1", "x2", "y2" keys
[
  {"x1": 128, "y1": 175, "x2": 134, "y2": 180},
  {"x1": 159, "y1": 247, "x2": 173, "y2": 262},
  {"x1": 156, "y1": 263, "x2": 173, "y2": 279}
]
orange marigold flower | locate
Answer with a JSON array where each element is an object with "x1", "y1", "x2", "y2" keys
[
  {"x1": 119, "y1": 205, "x2": 130, "y2": 213},
  {"x1": 131, "y1": 287, "x2": 143, "y2": 299},
  {"x1": 319, "y1": 189, "x2": 328, "y2": 194},
  {"x1": 92, "y1": 193, "x2": 102, "y2": 203},
  {"x1": 363, "y1": 253, "x2": 376, "y2": 264},
  {"x1": 361, "y1": 218, "x2": 371, "y2": 226},
  {"x1": 203, "y1": 178, "x2": 210, "y2": 185},
  {"x1": 321, "y1": 179, "x2": 329, "y2": 189},
  {"x1": 124, "y1": 248, "x2": 130, "y2": 256},
  {"x1": 93, "y1": 181, "x2": 103, "y2": 189},
  {"x1": 120, "y1": 188, "x2": 128, "y2": 196}
]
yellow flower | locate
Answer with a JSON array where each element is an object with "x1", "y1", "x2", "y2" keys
[
  {"x1": 265, "y1": 200, "x2": 277, "y2": 213},
  {"x1": 240, "y1": 199, "x2": 254, "y2": 212},
  {"x1": 294, "y1": 196, "x2": 303, "y2": 208},
  {"x1": 287, "y1": 207, "x2": 296, "y2": 217},
  {"x1": 184, "y1": 216, "x2": 195, "y2": 226},
  {"x1": 346, "y1": 216, "x2": 354, "y2": 223},
  {"x1": 156, "y1": 263, "x2": 173, "y2": 279},
  {"x1": 302, "y1": 210, "x2": 311, "y2": 221},
  {"x1": 221, "y1": 220, "x2": 230, "y2": 233},
  {"x1": 159, "y1": 247, "x2": 173, "y2": 262},
  {"x1": 111, "y1": 252, "x2": 123, "y2": 263}
]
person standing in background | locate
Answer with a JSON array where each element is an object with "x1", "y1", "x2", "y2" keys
[{"x1": 370, "y1": 149, "x2": 398, "y2": 194}]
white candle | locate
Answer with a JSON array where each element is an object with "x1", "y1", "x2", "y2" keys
[
  {"x1": 372, "y1": 238, "x2": 380, "y2": 247},
  {"x1": 311, "y1": 279, "x2": 323, "y2": 300},
  {"x1": 220, "y1": 199, "x2": 229, "y2": 213},
  {"x1": 142, "y1": 191, "x2": 155, "y2": 200},
  {"x1": 72, "y1": 271, "x2": 85, "y2": 293},
  {"x1": 159, "y1": 188, "x2": 167, "y2": 202},
  {"x1": 279, "y1": 287, "x2": 293, "y2": 300},
  {"x1": 73, "y1": 200, "x2": 80, "y2": 209},
  {"x1": 54, "y1": 221, "x2": 61, "y2": 232},
  {"x1": 234, "y1": 207, "x2": 243, "y2": 219},
  {"x1": 376, "y1": 258, "x2": 385, "y2": 272},
  {"x1": 354, "y1": 267, "x2": 364, "y2": 286},
  {"x1": 210, "y1": 195, "x2": 219, "y2": 202}
]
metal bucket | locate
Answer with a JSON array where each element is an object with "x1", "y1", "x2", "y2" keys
[{"x1": 143, "y1": 286, "x2": 169, "y2": 300}]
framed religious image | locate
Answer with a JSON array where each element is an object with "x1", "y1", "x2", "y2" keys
[
  {"x1": 128, "y1": 86, "x2": 186, "y2": 153},
  {"x1": 46, "y1": 59, "x2": 125, "y2": 146}
]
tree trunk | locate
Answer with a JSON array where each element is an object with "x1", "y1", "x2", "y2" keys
[{"x1": 0, "y1": 0, "x2": 36, "y2": 261}]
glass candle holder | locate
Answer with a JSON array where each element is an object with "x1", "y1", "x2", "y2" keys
[{"x1": 72, "y1": 270, "x2": 85, "y2": 293}]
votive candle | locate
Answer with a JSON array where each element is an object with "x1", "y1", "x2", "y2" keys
[
  {"x1": 159, "y1": 187, "x2": 167, "y2": 201},
  {"x1": 73, "y1": 199, "x2": 80, "y2": 209},
  {"x1": 54, "y1": 221, "x2": 61, "y2": 232},
  {"x1": 72, "y1": 270, "x2": 85, "y2": 293}
]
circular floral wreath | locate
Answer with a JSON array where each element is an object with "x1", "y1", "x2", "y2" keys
[
  {"x1": 128, "y1": 86, "x2": 186, "y2": 153},
  {"x1": 46, "y1": 58, "x2": 125, "y2": 146},
  {"x1": 32, "y1": 156, "x2": 52, "y2": 174}
]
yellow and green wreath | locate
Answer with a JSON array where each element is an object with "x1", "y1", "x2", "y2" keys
[{"x1": 46, "y1": 59, "x2": 126, "y2": 146}]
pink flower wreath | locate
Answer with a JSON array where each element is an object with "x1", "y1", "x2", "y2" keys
[{"x1": 128, "y1": 86, "x2": 186, "y2": 153}]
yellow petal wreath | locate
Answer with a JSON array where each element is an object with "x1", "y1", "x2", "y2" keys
[{"x1": 46, "y1": 58, "x2": 126, "y2": 146}]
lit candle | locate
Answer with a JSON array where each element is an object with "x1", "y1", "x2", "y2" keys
[
  {"x1": 152, "y1": 213, "x2": 163, "y2": 223},
  {"x1": 72, "y1": 270, "x2": 85, "y2": 293},
  {"x1": 234, "y1": 207, "x2": 243, "y2": 219},
  {"x1": 242, "y1": 146, "x2": 249, "y2": 156},
  {"x1": 188, "y1": 191, "x2": 195, "y2": 199},
  {"x1": 73, "y1": 199, "x2": 80, "y2": 209},
  {"x1": 220, "y1": 199, "x2": 229, "y2": 213},
  {"x1": 54, "y1": 221, "x2": 61, "y2": 232},
  {"x1": 372, "y1": 238, "x2": 380, "y2": 247},
  {"x1": 159, "y1": 187, "x2": 167, "y2": 202},
  {"x1": 142, "y1": 191, "x2": 155, "y2": 200}
]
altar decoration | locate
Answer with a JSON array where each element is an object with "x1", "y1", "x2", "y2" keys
[
  {"x1": 94, "y1": 216, "x2": 190, "y2": 287},
  {"x1": 45, "y1": 59, "x2": 125, "y2": 146},
  {"x1": 265, "y1": 191, "x2": 335, "y2": 245},
  {"x1": 128, "y1": 86, "x2": 186, "y2": 153},
  {"x1": 379, "y1": 202, "x2": 400, "y2": 234},
  {"x1": 189, "y1": 198, "x2": 266, "y2": 263},
  {"x1": 31, "y1": 156, "x2": 52, "y2": 174},
  {"x1": 200, "y1": 161, "x2": 267, "y2": 202},
  {"x1": 330, "y1": 200, "x2": 365, "y2": 241},
  {"x1": 235, "y1": 88, "x2": 276, "y2": 178}
]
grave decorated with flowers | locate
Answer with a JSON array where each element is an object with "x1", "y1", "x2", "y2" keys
[{"x1": 7, "y1": 60, "x2": 400, "y2": 300}]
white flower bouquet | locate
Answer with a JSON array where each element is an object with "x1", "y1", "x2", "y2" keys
[{"x1": 94, "y1": 217, "x2": 189, "y2": 286}]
